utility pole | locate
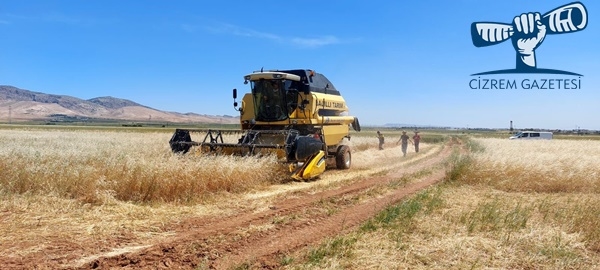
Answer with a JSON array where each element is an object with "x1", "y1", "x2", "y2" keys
[{"x1": 8, "y1": 105, "x2": 12, "y2": 124}]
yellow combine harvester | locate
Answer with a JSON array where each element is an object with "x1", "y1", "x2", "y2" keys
[{"x1": 169, "y1": 69, "x2": 360, "y2": 180}]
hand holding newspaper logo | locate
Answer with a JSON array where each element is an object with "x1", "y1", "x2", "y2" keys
[{"x1": 471, "y1": 2, "x2": 587, "y2": 73}]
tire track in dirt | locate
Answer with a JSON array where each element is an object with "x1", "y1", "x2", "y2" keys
[
  {"x1": 166, "y1": 143, "x2": 448, "y2": 235},
  {"x1": 217, "y1": 170, "x2": 447, "y2": 269},
  {"x1": 79, "y1": 140, "x2": 459, "y2": 269}
]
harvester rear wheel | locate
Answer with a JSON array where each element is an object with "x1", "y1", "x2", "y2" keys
[{"x1": 335, "y1": 145, "x2": 351, "y2": 169}]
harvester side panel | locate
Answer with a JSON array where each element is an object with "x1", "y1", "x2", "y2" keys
[
  {"x1": 320, "y1": 125, "x2": 350, "y2": 147},
  {"x1": 240, "y1": 93, "x2": 255, "y2": 125}
]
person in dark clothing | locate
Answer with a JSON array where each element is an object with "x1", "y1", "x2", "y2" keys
[
  {"x1": 413, "y1": 131, "x2": 421, "y2": 153},
  {"x1": 397, "y1": 131, "x2": 412, "y2": 157},
  {"x1": 376, "y1": 131, "x2": 385, "y2": 150}
]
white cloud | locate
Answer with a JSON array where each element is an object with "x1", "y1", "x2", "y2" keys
[
  {"x1": 291, "y1": 35, "x2": 340, "y2": 48},
  {"x1": 202, "y1": 22, "x2": 344, "y2": 48},
  {"x1": 206, "y1": 23, "x2": 282, "y2": 41}
]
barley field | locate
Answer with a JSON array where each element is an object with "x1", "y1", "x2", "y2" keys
[
  {"x1": 455, "y1": 138, "x2": 600, "y2": 193},
  {"x1": 0, "y1": 127, "x2": 437, "y2": 262},
  {"x1": 10, "y1": 127, "x2": 599, "y2": 269},
  {"x1": 0, "y1": 128, "x2": 429, "y2": 205},
  {"x1": 0, "y1": 128, "x2": 289, "y2": 204},
  {"x1": 295, "y1": 137, "x2": 600, "y2": 269}
]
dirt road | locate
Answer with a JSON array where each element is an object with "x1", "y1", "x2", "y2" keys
[{"x1": 80, "y1": 141, "x2": 456, "y2": 269}]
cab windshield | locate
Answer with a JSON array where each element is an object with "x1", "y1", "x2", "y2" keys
[{"x1": 251, "y1": 80, "x2": 289, "y2": 121}]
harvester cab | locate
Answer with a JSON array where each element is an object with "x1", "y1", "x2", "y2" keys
[{"x1": 170, "y1": 69, "x2": 360, "y2": 180}]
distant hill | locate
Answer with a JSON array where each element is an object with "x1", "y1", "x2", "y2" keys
[
  {"x1": 87, "y1": 96, "x2": 145, "y2": 109},
  {"x1": 0, "y1": 85, "x2": 237, "y2": 124}
]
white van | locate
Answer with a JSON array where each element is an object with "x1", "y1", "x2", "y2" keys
[{"x1": 509, "y1": 131, "x2": 553, "y2": 140}]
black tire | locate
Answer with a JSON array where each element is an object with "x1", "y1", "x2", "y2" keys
[
  {"x1": 352, "y1": 117, "x2": 361, "y2": 132},
  {"x1": 335, "y1": 145, "x2": 351, "y2": 169},
  {"x1": 169, "y1": 129, "x2": 192, "y2": 154}
]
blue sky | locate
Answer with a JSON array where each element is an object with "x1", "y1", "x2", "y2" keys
[{"x1": 1, "y1": 1, "x2": 598, "y2": 130}]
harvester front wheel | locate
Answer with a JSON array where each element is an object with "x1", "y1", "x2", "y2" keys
[
  {"x1": 169, "y1": 129, "x2": 192, "y2": 154},
  {"x1": 335, "y1": 145, "x2": 351, "y2": 169}
]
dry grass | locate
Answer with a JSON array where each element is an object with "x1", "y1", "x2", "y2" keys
[
  {"x1": 0, "y1": 129, "x2": 285, "y2": 204},
  {"x1": 0, "y1": 128, "x2": 287, "y2": 259},
  {"x1": 332, "y1": 187, "x2": 599, "y2": 270},
  {"x1": 294, "y1": 189, "x2": 600, "y2": 270},
  {"x1": 450, "y1": 138, "x2": 600, "y2": 252},
  {"x1": 0, "y1": 128, "x2": 434, "y2": 204},
  {"x1": 453, "y1": 138, "x2": 600, "y2": 193},
  {"x1": 9, "y1": 128, "x2": 598, "y2": 269},
  {"x1": 0, "y1": 127, "x2": 440, "y2": 262},
  {"x1": 290, "y1": 138, "x2": 600, "y2": 269},
  {"x1": 349, "y1": 136, "x2": 437, "y2": 170}
]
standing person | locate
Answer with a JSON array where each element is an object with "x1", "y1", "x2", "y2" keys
[
  {"x1": 413, "y1": 131, "x2": 421, "y2": 153},
  {"x1": 376, "y1": 131, "x2": 385, "y2": 150},
  {"x1": 397, "y1": 131, "x2": 412, "y2": 157}
]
